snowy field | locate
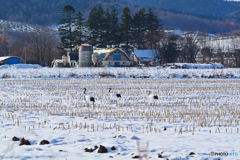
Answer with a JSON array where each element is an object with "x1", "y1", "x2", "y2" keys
[
  {"x1": 0, "y1": 64, "x2": 239, "y2": 79},
  {"x1": 0, "y1": 67, "x2": 240, "y2": 160}
]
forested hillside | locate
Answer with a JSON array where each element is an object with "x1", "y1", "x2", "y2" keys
[
  {"x1": 121, "y1": 0, "x2": 240, "y2": 21},
  {"x1": 0, "y1": 0, "x2": 240, "y2": 33},
  {"x1": 0, "y1": 0, "x2": 123, "y2": 25}
]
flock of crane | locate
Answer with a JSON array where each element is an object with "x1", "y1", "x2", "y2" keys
[{"x1": 83, "y1": 88, "x2": 158, "y2": 105}]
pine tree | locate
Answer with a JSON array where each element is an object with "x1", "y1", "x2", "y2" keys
[
  {"x1": 145, "y1": 8, "x2": 163, "y2": 49},
  {"x1": 73, "y1": 11, "x2": 85, "y2": 47},
  {"x1": 120, "y1": 7, "x2": 133, "y2": 54},
  {"x1": 87, "y1": 7, "x2": 99, "y2": 46},
  {"x1": 110, "y1": 9, "x2": 121, "y2": 45},
  {"x1": 96, "y1": 5, "x2": 105, "y2": 47},
  {"x1": 163, "y1": 34, "x2": 180, "y2": 63},
  {"x1": 58, "y1": 4, "x2": 76, "y2": 52},
  {"x1": 87, "y1": 5, "x2": 105, "y2": 47},
  {"x1": 103, "y1": 8, "x2": 111, "y2": 46},
  {"x1": 132, "y1": 8, "x2": 147, "y2": 49}
]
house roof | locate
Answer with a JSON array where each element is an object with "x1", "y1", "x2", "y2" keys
[
  {"x1": 133, "y1": 50, "x2": 160, "y2": 62},
  {"x1": 0, "y1": 56, "x2": 25, "y2": 62},
  {"x1": 94, "y1": 48, "x2": 130, "y2": 61},
  {"x1": 0, "y1": 56, "x2": 10, "y2": 62},
  {"x1": 52, "y1": 59, "x2": 63, "y2": 63}
]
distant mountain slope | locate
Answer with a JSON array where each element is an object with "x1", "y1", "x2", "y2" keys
[
  {"x1": 0, "y1": 20, "x2": 35, "y2": 32},
  {"x1": 0, "y1": 0, "x2": 122, "y2": 25},
  {"x1": 1, "y1": 0, "x2": 240, "y2": 25},
  {"x1": 0, "y1": 0, "x2": 240, "y2": 33},
  {"x1": 121, "y1": 0, "x2": 240, "y2": 21}
]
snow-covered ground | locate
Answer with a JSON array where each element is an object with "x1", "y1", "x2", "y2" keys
[
  {"x1": 0, "y1": 67, "x2": 240, "y2": 160},
  {"x1": 0, "y1": 64, "x2": 239, "y2": 79}
]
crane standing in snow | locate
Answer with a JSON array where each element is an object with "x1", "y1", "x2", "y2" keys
[
  {"x1": 109, "y1": 88, "x2": 121, "y2": 99},
  {"x1": 147, "y1": 91, "x2": 158, "y2": 100},
  {"x1": 83, "y1": 88, "x2": 95, "y2": 105}
]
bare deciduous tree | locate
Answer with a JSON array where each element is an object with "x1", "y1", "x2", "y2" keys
[
  {"x1": 23, "y1": 26, "x2": 62, "y2": 66},
  {"x1": 229, "y1": 35, "x2": 240, "y2": 67},
  {"x1": 179, "y1": 31, "x2": 200, "y2": 63},
  {"x1": 0, "y1": 31, "x2": 10, "y2": 56}
]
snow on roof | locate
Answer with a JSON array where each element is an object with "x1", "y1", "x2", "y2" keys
[
  {"x1": 134, "y1": 50, "x2": 159, "y2": 61},
  {"x1": 94, "y1": 48, "x2": 114, "y2": 54},
  {"x1": 0, "y1": 56, "x2": 25, "y2": 62},
  {"x1": 0, "y1": 56, "x2": 11, "y2": 62},
  {"x1": 94, "y1": 48, "x2": 130, "y2": 61},
  {"x1": 52, "y1": 59, "x2": 63, "y2": 63}
]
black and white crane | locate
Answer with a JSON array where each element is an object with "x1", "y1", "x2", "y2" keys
[
  {"x1": 109, "y1": 88, "x2": 121, "y2": 99},
  {"x1": 147, "y1": 91, "x2": 158, "y2": 100},
  {"x1": 83, "y1": 88, "x2": 95, "y2": 105}
]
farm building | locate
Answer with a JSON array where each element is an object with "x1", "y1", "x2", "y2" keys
[
  {"x1": 52, "y1": 44, "x2": 94, "y2": 67},
  {"x1": 92, "y1": 48, "x2": 131, "y2": 67},
  {"x1": 51, "y1": 52, "x2": 78, "y2": 67},
  {"x1": 0, "y1": 56, "x2": 25, "y2": 65},
  {"x1": 131, "y1": 50, "x2": 160, "y2": 65}
]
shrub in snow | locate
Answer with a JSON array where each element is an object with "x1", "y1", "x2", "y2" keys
[
  {"x1": 19, "y1": 138, "x2": 31, "y2": 145},
  {"x1": 40, "y1": 140, "x2": 50, "y2": 145},
  {"x1": 2, "y1": 73, "x2": 11, "y2": 78},
  {"x1": 164, "y1": 63, "x2": 224, "y2": 69},
  {"x1": 98, "y1": 72, "x2": 115, "y2": 77},
  {"x1": 12, "y1": 136, "x2": 20, "y2": 141},
  {"x1": 98, "y1": 145, "x2": 108, "y2": 153}
]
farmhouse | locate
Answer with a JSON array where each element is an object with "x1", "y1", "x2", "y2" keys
[
  {"x1": 0, "y1": 56, "x2": 25, "y2": 65},
  {"x1": 51, "y1": 52, "x2": 78, "y2": 67},
  {"x1": 131, "y1": 50, "x2": 160, "y2": 65},
  {"x1": 92, "y1": 48, "x2": 131, "y2": 67}
]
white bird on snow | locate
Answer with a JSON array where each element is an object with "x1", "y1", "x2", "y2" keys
[
  {"x1": 147, "y1": 91, "x2": 158, "y2": 100},
  {"x1": 83, "y1": 88, "x2": 95, "y2": 105},
  {"x1": 109, "y1": 88, "x2": 121, "y2": 100}
]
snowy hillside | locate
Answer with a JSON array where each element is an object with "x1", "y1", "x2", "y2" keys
[{"x1": 0, "y1": 19, "x2": 35, "y2": 32}]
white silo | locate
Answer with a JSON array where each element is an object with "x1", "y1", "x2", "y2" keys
[
  {"x1": 79, "y1": 44, "x2": 93, "y2": 67},
  {"x1": 62, "y1": 55, "x2": 68, "y2": 67}
]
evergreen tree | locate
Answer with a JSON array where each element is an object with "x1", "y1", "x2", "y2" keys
[
  {"x1": 163, "y1": 34, "x2": 180, "y2": 63},
  {"x1": 87, "y1": 7, "x2": 99, "y2": 46},
  {"x1": 132, "y1": 8, "x2": 147, "y2": 49},
  {"x1": 58, "y1": 4, "x2": 76, "y2": 52},
  {"x1": 110, "y1": 9, "x2": 121, "y2": 45},
  {"x1": 73, "y1": 11, "x2": 85, "y2": 47},
  {"x1": 120, "y1": 7, "x2": 133, "y2": 54},
  {"x1": 96, "y1": 5, "x2": 105, "y2": 47},
  {"x1": 145, "y1": 8, "x2": 163, "y2": 49},
  {"x1": 103, "y1": 8, "x2": 111, "y2": 46},
  {"x1": 87, "y1": 5, "x2": 105, "y2": 47}
]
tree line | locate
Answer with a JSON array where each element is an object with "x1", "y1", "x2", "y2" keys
[
  {"x1": 1, "y1": 4, "x2": 240, "y2": 67},
  {"x1": 58, "y1": 4, "x2": 162, "y2": 53}
]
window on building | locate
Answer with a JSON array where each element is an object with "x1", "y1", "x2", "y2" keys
[
  {"x1": 109, "y1": 62, "x2": 111, "y2": 64},
  {"x1": 113, "y1": 54, "x2": 121, "y2": 60},
  {"x1": 123, "y1": 62, "x2": 126, "y2": 64}
]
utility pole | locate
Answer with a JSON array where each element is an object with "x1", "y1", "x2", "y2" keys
[
  {"x1": 22, "y1": 44, "x2": 27, "y2": 64},
  {"x1": 25, "y1": 45, "x2": 26, "y2": 64}
]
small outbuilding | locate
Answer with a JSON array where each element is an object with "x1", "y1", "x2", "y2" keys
[
  {"x1": 0, "y1": 56, "x2": 25, "y2": 65},
  {"x1": 131, "y1": 50, "x2": 160, "y2": 65},
  {"x1": 51, "y1": 52, "x2": 79, "y2": 67}
]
